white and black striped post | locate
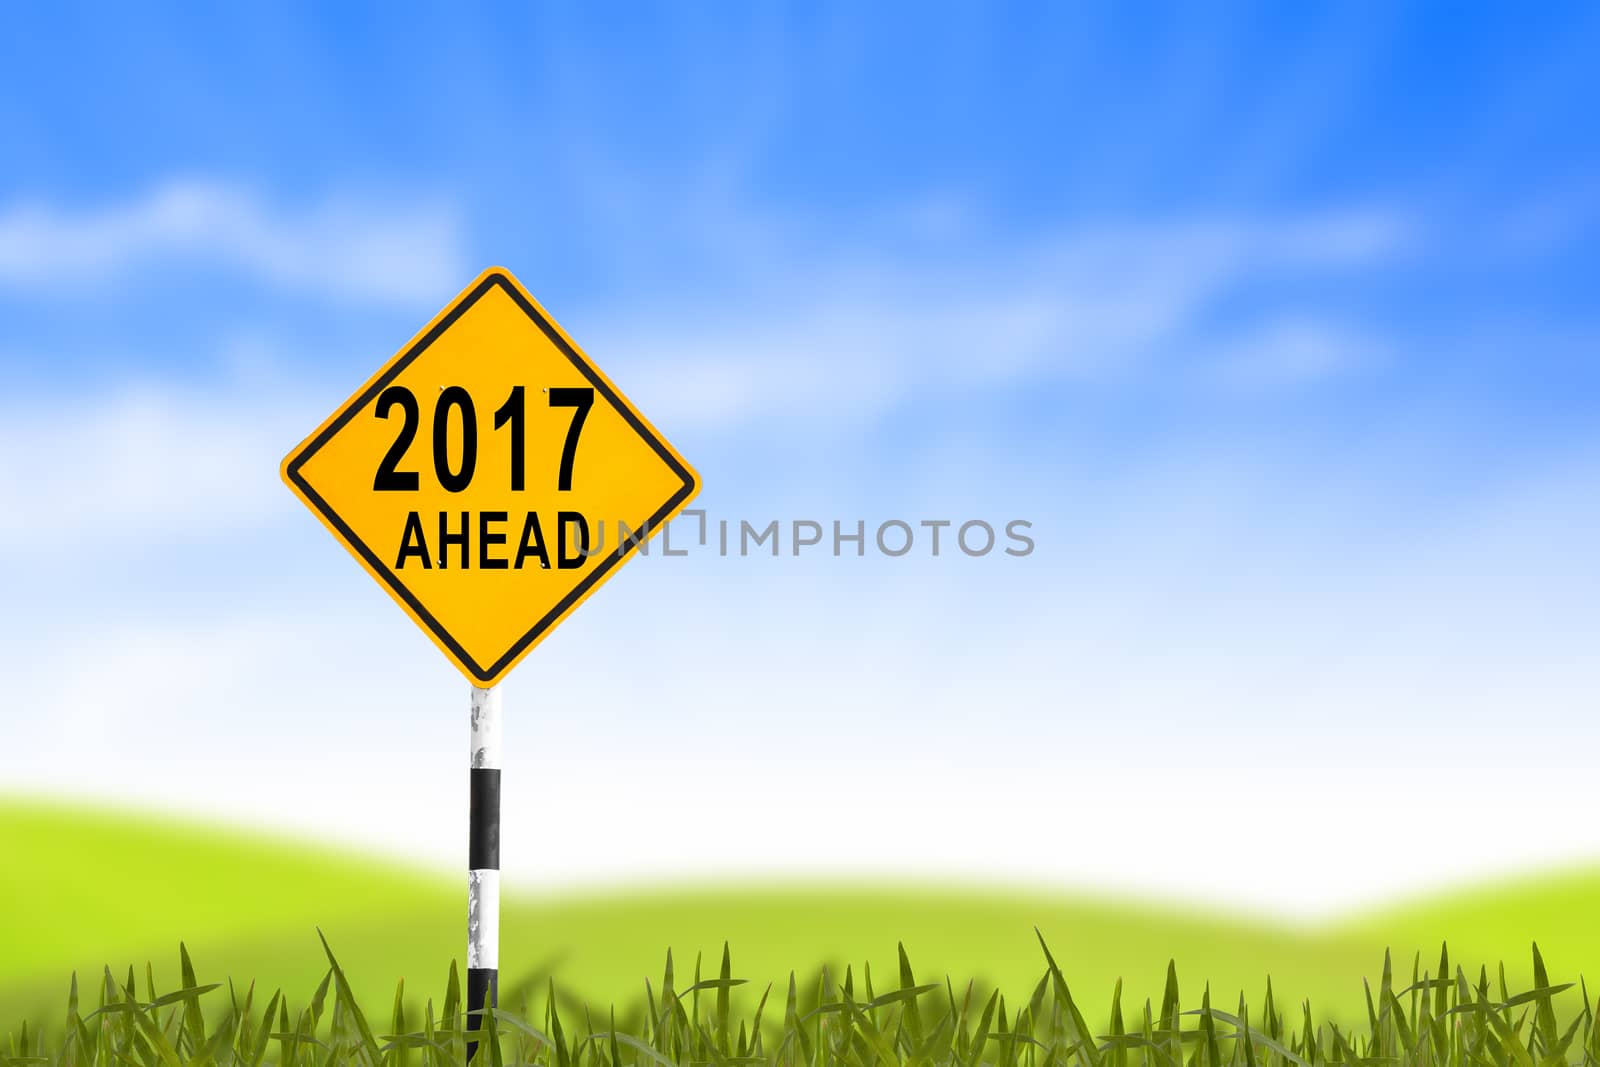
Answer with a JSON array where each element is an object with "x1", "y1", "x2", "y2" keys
[{"x1": 467, "y1": 685, "x2": 502, "y2": 1059}]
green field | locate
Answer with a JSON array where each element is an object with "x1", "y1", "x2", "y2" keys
[{"x1": 3, "y1": 799, "x2": 1597, "y2": 1032}]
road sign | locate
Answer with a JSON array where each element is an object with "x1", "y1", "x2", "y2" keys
[{"x1": 281, "y1": 266, "x2": 701, "y2": 687}]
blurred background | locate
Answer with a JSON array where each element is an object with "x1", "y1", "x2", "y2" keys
[{"x1": 1, "y1": 0, "x2": 1598, "y2": 1026}]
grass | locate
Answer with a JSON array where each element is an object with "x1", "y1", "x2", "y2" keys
[
  {"x1": 5, "y1": 938, "x2": 1599, "y2": 1067},
  {"x1": 2, "y1": 799, "x2": 1598, "y2": 1035}
]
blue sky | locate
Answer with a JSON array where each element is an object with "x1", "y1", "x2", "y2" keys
[{"x1": 2, "y1": 5, "x2": 1598, "y2": 917}]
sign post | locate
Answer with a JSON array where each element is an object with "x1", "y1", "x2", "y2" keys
[
  {"x1": 280, "y1": 267, "x2": 700, "y2": 1056},
  {"x1": 468, "y1": 685, "x2": 501, "y2": 1055}
]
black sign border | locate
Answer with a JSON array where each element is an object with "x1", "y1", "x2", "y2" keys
[{"x1": 285, "y1": 271, "x2": 698, "y2": 683}]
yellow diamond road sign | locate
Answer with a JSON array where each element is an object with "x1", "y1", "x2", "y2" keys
[{"x1": 281, "y1": 267, "x2": 700, "y2": 687}]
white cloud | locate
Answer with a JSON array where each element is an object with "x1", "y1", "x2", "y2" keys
[
  {"x1": 592, "y1": 209, "x2": 1410, "y2": 428},
  {"x1": 0, "y1": 380, "x2": 303, "y2": 550},
  {"x1": 0, "y1": 180, "x2": 465, "y2": 301},
  {"x1": 1201, "y1": 316, "x2": 1388, "y2": 390},
  {"x1": 0, "y1": 206, "x2": 1411, "y2": 550}
]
